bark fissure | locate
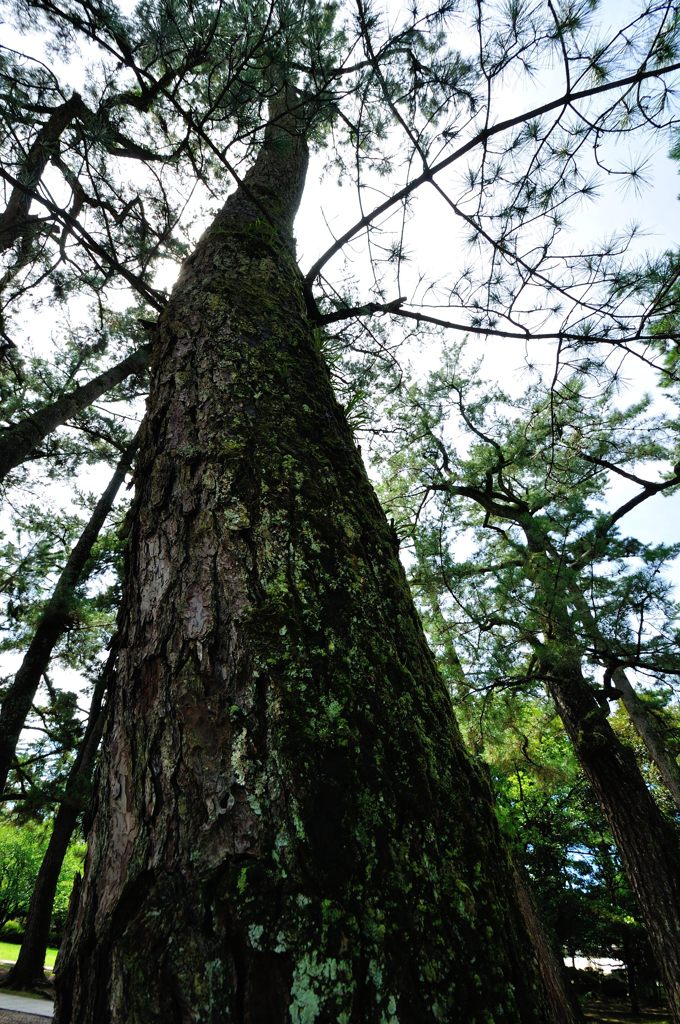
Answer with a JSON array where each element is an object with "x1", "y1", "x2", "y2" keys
[{"x1": 56, "y1": 95, "x2": 548, "y2": 1023}]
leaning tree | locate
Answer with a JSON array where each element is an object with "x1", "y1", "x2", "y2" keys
[{"x1": 1, "y1": 0, "x2": 679, "y2": 1020}]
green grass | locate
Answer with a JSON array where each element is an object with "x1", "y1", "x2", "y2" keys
[{"x1": 0, "y1": 940, "x2": 57, "y2": 969}]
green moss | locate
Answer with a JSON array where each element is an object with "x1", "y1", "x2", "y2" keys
[
  {"x1": 69, "y1": 186, "x2": 547, "y2": 1023},
  {"x1": 289, "y1": 953, "x2": 356, "y2": 1024}
]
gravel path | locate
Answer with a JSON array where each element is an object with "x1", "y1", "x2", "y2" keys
[{"x1": 0, "y1": 1013, "x2": 51, "y2": 1024}]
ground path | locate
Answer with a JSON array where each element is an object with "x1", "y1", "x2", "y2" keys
[
  {"x1": 0, "y1": 1013, "x2": 51, "y2": 1024},
  {"x1": 0, "y1": 991, "x2": 53, "y2": 1021}
]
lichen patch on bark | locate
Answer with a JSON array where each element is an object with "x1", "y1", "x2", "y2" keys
[{"x1": 55, "y1": 100, "x2": 547, "y2": 1024}]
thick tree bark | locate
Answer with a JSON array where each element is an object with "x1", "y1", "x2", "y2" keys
[
  {"x1": 611, "y1": 668, "x2": 680, "y2": 813},
  {"x1": 0, "y1": 435, "x2": 138, "y2": 796},
  {"x1": 55, "y1": 97, "x2": 548, "y2": 1023},
  {"x1": 542, "y1": 647, "x2": 680, "y2": 1022},
  {"x1": 0, "y1": 345, "x2": 150, "y2": 484},
  {"x1": 3, "y1": 657, "x2": 110, "y2": 990}
]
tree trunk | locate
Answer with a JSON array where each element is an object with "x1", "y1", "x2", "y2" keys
[
  {"x1": 2, "y1": 656, "x2": 110, "y2": 990},
  {"x1": 0, "y1": 344, "x2": 150, "y2": 483},
  {"x1": 621, "y1": 929, "x2": 640, "y2": 1017},
  {"x1": 0, "y1": 434, "x2": 138, "y2": 796},
  {"x1": 564, "y1": 587, "x2": 680, "y2": 813},
  {"x1": 9, "y1": 805, "x2": 79, "y2": 988},
  {"x1": 55, "y1": 95, "x2": 548, "y2": 1024},
  {"x1": 424, "y1": 592, "x2": 582, "y2": 1023},
  {"x1": 542, "y1": 649, "x2": 680, "y2": 1022},
  {"x1": 511, "y1": 862, "x2": 584, "y2": 1024},
  {"x1": 612, "y1": 668, "x2": 680, "y2": 813}
]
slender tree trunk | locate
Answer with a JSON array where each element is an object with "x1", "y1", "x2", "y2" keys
[
  {"x1": 0, "y1": 434, "x2": 138, "y2": 796},
  {"x1": 0, "y1": 345, "x2": 150, "y2": 483},
  {"x1": 2, "y1": 657, "x2": 110, "y2": 990},
  {"x1": 10, "y1": 804, "x2": 79, "y2": 986},
  {"x1": 621, "y1": 930, "x2": 640, "y2": 1017},
  {"x1": 611, "y1": 668, "x2": 680, "y2": 813},
  {"x1": 542, "y1": 648, "x2": 680, "y2": 1022},
  {"x1": 511, "y1": 862, "x2": 585, "y2": 1024},
  {"x1": 55, "y1": 95, "x2": 548, "y2": 1024}
]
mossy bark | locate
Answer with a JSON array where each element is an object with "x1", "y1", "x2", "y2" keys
[{"x1": 55, "y1": 99, "x2": 547, "y2": 1024}]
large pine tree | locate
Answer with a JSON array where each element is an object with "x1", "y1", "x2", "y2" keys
[
  {"x1": 53, "y1": 88, "x2": 549, "y2": 1024},
  {"x1": 1, "y1": 0, "x2": 678, "y2": 1018}
]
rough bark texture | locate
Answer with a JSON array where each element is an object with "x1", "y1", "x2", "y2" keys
[
  {"x1": 3, "y1": 659, "x2": 109, "y2": 990},
  {"x1": 0, "y1": 345, "x2": 150, "y2": 484},
  {"x1": 0, "y1": 436, "x2": 138, "y2": 795},
  {"x1": 55, "y1": 100, "x2": 548, "y2": 1023},
  {"x1": 542, "y1": 648, "x2": 680, "y2": 1023}
]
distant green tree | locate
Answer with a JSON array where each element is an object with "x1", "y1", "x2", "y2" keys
[
  {"x1": 0, "y1": 820, "x2": 44, "y2": 929},
  {"x1": 475, "y1": 691, "x2": 657, "y2": 1006},
  {"x1": 0, "y1": 819, "x2": 83, "y2": 935},
  {"x1": 377, "y1": 355, "x2": 680, "y2": 1007}
]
